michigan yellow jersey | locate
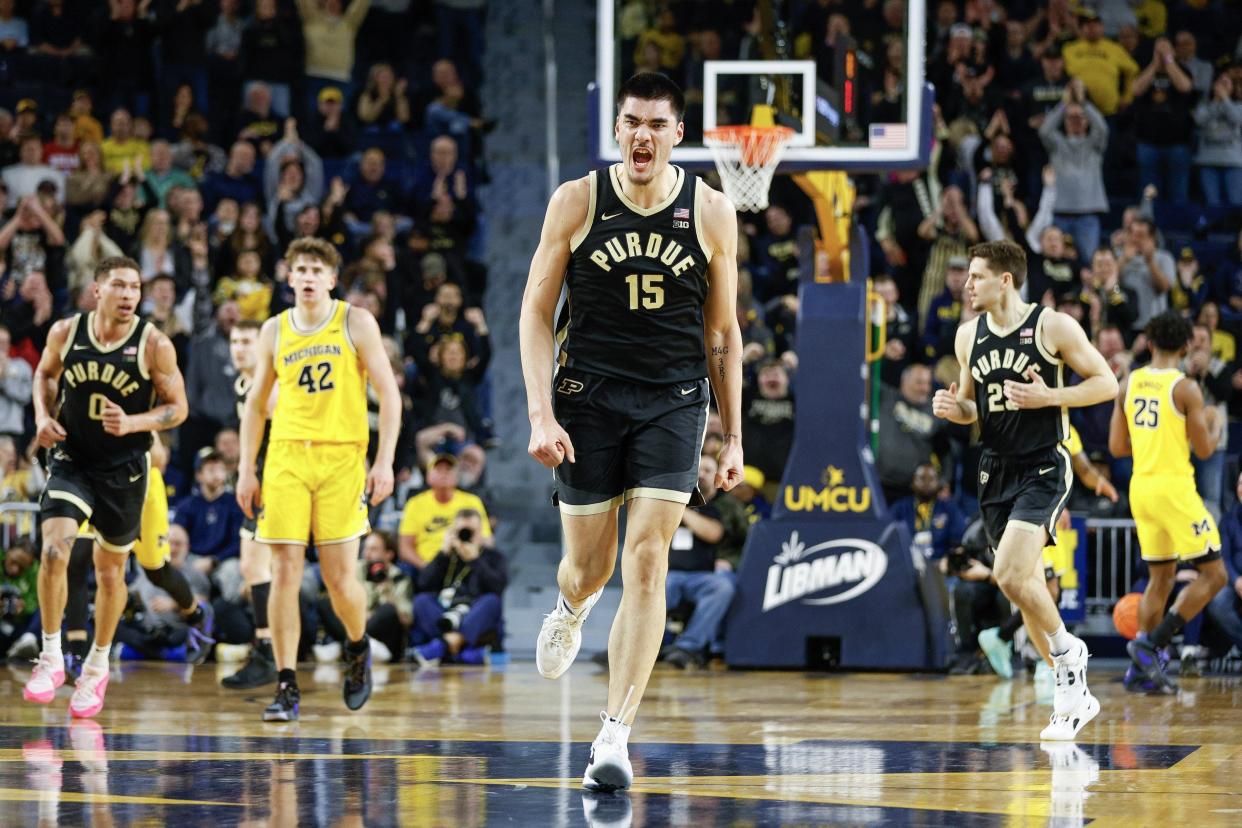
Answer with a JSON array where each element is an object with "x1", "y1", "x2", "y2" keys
[
  {"x1": 1064, "y1": 425, "x2": 1083, "y2": 457},
  {"x1": 1123, "y1": 366, "x2": 1193, "y2": 480},
  {"x1": 270, "y1": 300, "x2": 368, "y2": 445}
]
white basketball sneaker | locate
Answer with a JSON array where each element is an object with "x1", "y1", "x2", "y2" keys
[
  {"x1": 536, "y1": 590, "x2": 601, "y2": 679},
  {"x1": 582, "y1": 711, "x2": 634, "y2": 791},
  {"x1": 1040, "y1": 637, "x2": 1100, "y2": 740}
]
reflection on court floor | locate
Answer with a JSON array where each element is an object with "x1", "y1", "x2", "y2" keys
[{"x1": 1, "y1": 663, "x2": 1239, "y2": 826}]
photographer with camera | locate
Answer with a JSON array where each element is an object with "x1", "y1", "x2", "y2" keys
[
  {"x1": 315, "y1": 531, "x2": 413, "y2": 664},
  {"x1": 410, "y1": 508, "x2": 507, "y2": 666},
  {"x1": 1, "y1": 543, "x2": 38, "y2": 661},
  {"x1": 942, "y1": 519, "x2": 1010, "y2": 675}
]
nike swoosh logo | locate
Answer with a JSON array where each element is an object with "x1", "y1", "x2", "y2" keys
[
  {"x1": 1038, "y1": 467, "x2": 1055, "y2": 475},
  {"x1": 680, "y1": 387, "x2": 694, "y2": 395},
  {"x1": 977, "y1": 336, "x2": 990, "y2": 344},
  {"x1": 72, "y1": 344, "x2": 88, "y2": 351},
  {"x1": 128, "y1": 473, "x2": 143, "y2": 482},
  {"x1": 601, "y1": 211, "x2": 623, "y2": 221}
]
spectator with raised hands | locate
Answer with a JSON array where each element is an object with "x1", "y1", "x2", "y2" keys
[
  {"x1": 1193, "y1": 74, "x2": 1242, "y2": 208},
  {"x1": 1130, "y1": 36, "x2": 1196, "y2": 204},
  {"x1": 1040, "y1": 78, "x2": 1108, "y2": 263},
  {"x1": 0, "y1": 195, "x2": 65, "y2": 289},
  {"x1": 264, "y1": 118, "x2": 324, "y2": 236},
  {"x1": 356, "y1": 62, "x2": 411, "y2": 131},
  {"x1": 65, "y1": 142, "x2": 111, "y2": 215}
]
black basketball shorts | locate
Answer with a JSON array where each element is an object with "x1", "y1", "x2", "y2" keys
[
  {"x1": 39, "y1": 449, "x2": 149, "y2": 551},
  {"x1": 550, "y1": 367, "x2": 710, "y2": 515},
  {"x1": 978, "y1": 445, "x2": 1072, "y2": 552}
]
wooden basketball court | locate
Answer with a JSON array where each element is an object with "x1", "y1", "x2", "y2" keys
[{"x1": 2, "y1": 661, "x2": 1240, "y2": 825}]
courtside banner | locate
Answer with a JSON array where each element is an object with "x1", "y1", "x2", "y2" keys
[{"x1": 727, "y1": 281, "x2": 944, "y2": 668}]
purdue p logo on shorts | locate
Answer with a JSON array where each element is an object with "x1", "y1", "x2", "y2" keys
[
  {"x1": 979, "y1": 471, "x2": 989, "y2": 485},
  {"x1": 557, "y1": 378, "x2": 585, "y2": 396}
]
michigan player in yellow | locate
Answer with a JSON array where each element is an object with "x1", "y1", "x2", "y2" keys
[
  {"x1": 1109, "y1": 311, "x2": 1229, "y2": 694},
  {"x1": 237, "y1": 237, "x2": 401, "y2": 722},
  {"x1": 977, "y1": 425, "x2": 1120, "y2": 679}
]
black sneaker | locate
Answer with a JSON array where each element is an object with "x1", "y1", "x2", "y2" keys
[
  {"x1": 342, "y1": 641, "x2": 372, "y2": 711},
  {"x1": 1126, "y1": 638, "x2": 1178, "y2": 695},
  {"x1": 263, "y1": 682, "x2": 300, "y2": 722},
  {"x1": 663, "y1": 647, "x2": 701, "y2": 670},
  {"x1": 223, "y1": 641, "x2": 278, "y2": 690}
]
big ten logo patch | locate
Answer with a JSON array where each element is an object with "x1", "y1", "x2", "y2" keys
[{"x1": 782, "y1": 465, "x2": 871, "y2": 513}]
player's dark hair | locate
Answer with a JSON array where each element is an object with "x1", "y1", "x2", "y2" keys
[
  {"x1": 1146, "y1": 310, "x2": 1193, "y2": 353},
  {"x1": 617, "y1": 72, "x2": 685, "y2": 121},
  {"x1": 968, "y1": 240, "x2": 1027, "y2": 289},
  {"x1": 232, "y1": 319, "x2": 263, "y2": 334},
  {"x1": 285, "y1": 236, "x2": 341, "y2": 270},
  {"x1": 94, "y1": 255, "x2": 141, "y2": 281}
]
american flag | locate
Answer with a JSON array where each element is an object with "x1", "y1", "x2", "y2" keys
[
  {"x1": 673, "y1": 207, "x2": 689, "y2": 220},
  {"x1": 123, "y1": 346, "x2": 138, "y2": 355},
  {"x1": 869, "y1": 123, "x2": 907, "y2": 149}
]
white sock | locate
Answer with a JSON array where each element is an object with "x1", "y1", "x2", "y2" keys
[
  {"x1": 1046, "y1": 624, "x2": 1075, "y2": 656},
  {"x1": 560, "y1": 593, "x2": 586, "y2": 616},
  {"x1": 41, "y1": 632, "x2": 62, "y2": 659},
  {"x1": 85, "y1": 643, "x2": 110, "y2": 671}
]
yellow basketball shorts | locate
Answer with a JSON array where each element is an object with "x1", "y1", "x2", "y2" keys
[
  {"x1": 1130, "y1": 475, "x2": 1221, "y2": 562},
  {"x1": 256, "y1": 441, "x2": 370, "y2": 547}
]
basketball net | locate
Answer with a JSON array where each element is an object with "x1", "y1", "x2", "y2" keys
[{"x1": 703, "y1": 109, "x2": 794, "y2": 213}]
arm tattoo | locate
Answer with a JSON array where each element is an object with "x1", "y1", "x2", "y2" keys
[{"x1": 157, "y1": 406, "x2": 177, "y2": 427}]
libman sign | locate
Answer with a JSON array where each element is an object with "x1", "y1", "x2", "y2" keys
[{"x1": 762, "y1": 532, "x2": 888, "y2": 611}]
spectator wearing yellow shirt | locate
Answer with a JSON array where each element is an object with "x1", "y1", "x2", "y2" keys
[
  {"x1": 634, "y1": 9, "x2": 686, "y2": 73},
  {"x1": 101, "y1": 108, "x2": 151, "y2": 175},
  {"x1": 1197, "y1": 301, "x2": 1236, "y2": 365},
  {"x1": 213, "y1": 250, "x2": 274, "y2": 322},
  {"x1": 1063, "y1": 9, "x2": 1139, "y2": 116},
  {"x1": 69, "y1": 90, "x2": 104, "y2": 145},
  {"x1": 398, "y1": 453, "x2": 492, "y2": 569}
]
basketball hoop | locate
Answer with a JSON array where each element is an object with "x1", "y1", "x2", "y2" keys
[{"x1": 703, "y1": 125, "x2": 796, "y2": 212}]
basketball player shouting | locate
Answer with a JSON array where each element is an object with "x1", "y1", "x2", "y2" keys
[
  {"x1": 520, "y1": 72, "x2": 744, "y2": 790},
  {"x1": 24, "y1": 256, "x2": 189, "y2": 717},
  {"x1": 1108, "y1": 311, "x2": 1228, "y2": 694},
  {"x1": 934, "y1": 240, "x2": 1117, "y2": 740}
]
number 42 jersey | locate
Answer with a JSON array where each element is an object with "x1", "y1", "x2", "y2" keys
[
  {"x1": 270, "y1": 300, "x2": 369, "y2": 445},
  {"x1": 559, "y1": 165, "x2": 712, "y2": 385}
]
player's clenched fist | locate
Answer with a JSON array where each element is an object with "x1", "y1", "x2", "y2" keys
[
  {"x1": 528, "y1": 414, "x2": 575, "y2": 468},
  {"x1": 932, "y1": 382, "x2": 960, "y2": 420}
]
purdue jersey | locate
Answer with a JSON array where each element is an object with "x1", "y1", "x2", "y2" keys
[
  {"x1": 559, "y1": 165, "x2": 712, "y2": 385},
  {"x1": 969, "y1": 304, "x2": 1067, "y2": 456},
  {"x1": 57, "y1": 313, "x2": 156, "y2": 468},
  {"x1": 1123, "y1": 366, "x2": 1194, "y2": 480},
  {"x1": 235, "y1": 372, "x2": 271, "y2": 470},
  {"x1": 269, "y1": 300, "x2": 368, "y2": 445}
]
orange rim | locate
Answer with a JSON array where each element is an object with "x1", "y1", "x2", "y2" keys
[{"x1": 704, "y1": 126, "x2": 795, "y2": 167}]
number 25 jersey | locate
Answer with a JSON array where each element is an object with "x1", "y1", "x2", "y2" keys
[
  {"x1": 270, "y1": 300, "x2": 368, "y2": 445},
  {"x1": 968, "y1": 304, "x2": 1067, "y2": 456},
  {"x1": 1123, "y1": 366, "x2": 1193, "y2": 479},
  {"x1": 560, "y1": 165, "x2": 712, "y2": 385}
]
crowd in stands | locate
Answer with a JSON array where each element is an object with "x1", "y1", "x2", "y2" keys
[
  {"x1": 4, "y1": 0, "x2": 1242, "y2": 673},
  {"x1": 614, "y1": 0, "x2": 1242, "y2": 670},
  {"x1": 0, "y1": 0, "x2": 506, "y2": 668}
]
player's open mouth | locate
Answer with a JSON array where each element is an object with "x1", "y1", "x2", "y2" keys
[{"x1": 632, "y1": 147, "x2": 653, "y2": 169}]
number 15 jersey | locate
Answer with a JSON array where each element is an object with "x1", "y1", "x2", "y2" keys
[
  {"x1": 560, "y1": 165, "x2": 712, "y2": 385},
  {"x1": 270, "y1": 300, "x2": 368, "y2": 445}
]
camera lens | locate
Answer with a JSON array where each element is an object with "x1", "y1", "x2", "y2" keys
[{"x1": 457, "y1": 528, "x2": 474, "y2": 542}]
